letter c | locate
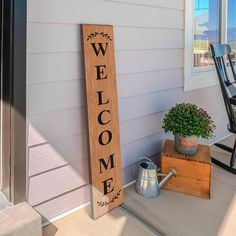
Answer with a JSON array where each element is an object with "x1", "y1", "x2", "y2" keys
[{"x1": 98, "y1": 110, "x2": 111, "y2": 125}]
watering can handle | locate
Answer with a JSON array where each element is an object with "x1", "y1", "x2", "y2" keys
[
  {"x1": 130, "y1": 157, "x2": 155, "y2": 178},
  {"x1": 131, "y1": 165, "x2": 135, "y2": 178},
  {"x1": 141, "y1": 157, "x2": 154, "y2": 164}
]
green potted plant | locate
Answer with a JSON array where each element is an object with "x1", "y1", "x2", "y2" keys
[{"x1": 162, "y1": 103, "x2": 215, "y2": 155}]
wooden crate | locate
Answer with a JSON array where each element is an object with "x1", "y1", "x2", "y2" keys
[{"x1": 161, "y1": 140, "x2": 212, "y2": 199}]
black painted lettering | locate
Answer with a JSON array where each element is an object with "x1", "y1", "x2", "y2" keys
[
  {"x1": 98, "y1": 110, "x2": 111, "y2": 125},
  {"x1": 97, "y1": 91, "x2": 109, "y2": 106},
  {"x1": 99, "y1": 154, "x2": 115, "y2": 174},
  {"x1": 98, "y1": 130, "x2": 112, "y2": 146},
  {"x1": 102, "y1": 177, "x2": 114, "y2": 195},
  {"x1": 91, "y1": 43, "x2": 108, "y2": 57},
  {"x1": 95, "y1": 65, "x2": 107, "y2": 80}
]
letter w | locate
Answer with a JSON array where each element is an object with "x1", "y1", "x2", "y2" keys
[
  {"x1": 91, "y1": 43, "x2": 108, "y2": 56},
  {"x1": 99, "y1": 154, "x2": 115, "y2": 174}
]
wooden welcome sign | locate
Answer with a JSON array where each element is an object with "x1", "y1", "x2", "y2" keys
[{"x1": 81, "y1": 24, "x2": 124, "y2": 219}]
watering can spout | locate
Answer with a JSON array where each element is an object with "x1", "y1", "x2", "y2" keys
[{"x1": 158, "y1": 168, "x2": 176, "y2": 189}]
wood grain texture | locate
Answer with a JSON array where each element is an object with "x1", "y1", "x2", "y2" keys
[
  {"x1": 162, "y1": 157, "x2": 211, "y2": 182},
  {"x1": 163, "y1": 176, "x2": 211, "y2": 199},
  {"x1": 82, "y1": 24, "x2": 124, "y2": 219},
  {"x1": 162, "y1": 139, "x2": 211, "y2": 164},
  {"x1": 162, "y1": 140, "x2": 211, "y2": 199}
]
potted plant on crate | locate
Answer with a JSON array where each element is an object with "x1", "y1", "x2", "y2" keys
[{"x1": 162, "y1": 103, "x2": 215, "y2": 155}]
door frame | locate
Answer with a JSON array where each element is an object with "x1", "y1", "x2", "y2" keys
[{"x1": 1, "y1": 0, "x2": 26, "y2": 204}]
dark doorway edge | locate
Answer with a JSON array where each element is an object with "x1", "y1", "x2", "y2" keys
[{"x1": 1, "y1": 0, "x2": 27, "y2": 204}]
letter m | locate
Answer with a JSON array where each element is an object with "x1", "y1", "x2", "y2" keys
[
  {"x1": 99, "y1": 154, "x2": 115, "y2": 174},
  {"x1": 91, "y1": 43, "x2": 108, "y2": 57}
]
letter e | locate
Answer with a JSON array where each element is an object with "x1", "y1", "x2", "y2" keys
[{"x1": 102, "y1": 177, "x2": 114, "y2": 195}]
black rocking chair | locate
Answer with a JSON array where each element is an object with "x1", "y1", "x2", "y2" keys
[{"x1": 210, "y1": 43, "x2": 236, "y2": 174}]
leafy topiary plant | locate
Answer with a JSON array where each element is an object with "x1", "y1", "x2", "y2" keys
[{"x1": 162, "y1": 103, "x2": 215, "y2": 139}]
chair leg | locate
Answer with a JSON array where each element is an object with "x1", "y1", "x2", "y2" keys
[
  {"x1": 230, "y1": 138, "x2": 236, "y2": 167},
  {"x1": 211, "y1": 140, "x2": 236, "y2": 175}
]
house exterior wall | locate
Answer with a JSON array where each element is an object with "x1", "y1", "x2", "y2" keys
[{"x1": 27, "y1": 0, "x2": 228, "y2": 221}]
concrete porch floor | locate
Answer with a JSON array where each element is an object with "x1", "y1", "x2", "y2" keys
[{"x1": 43, "y1": 135, "x2": 236, "y2": 236}]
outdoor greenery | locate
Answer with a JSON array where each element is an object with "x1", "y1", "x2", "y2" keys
[{"x1": 162, "y1": 103, "x2": 215, "y2": 138}]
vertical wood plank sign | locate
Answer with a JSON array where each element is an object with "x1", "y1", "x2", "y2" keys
[{"x1": 81, "y1": 24, "x2": 124, "y2": 219}]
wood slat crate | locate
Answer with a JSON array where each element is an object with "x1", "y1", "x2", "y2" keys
[{"x1": 161, "y1": 140, "x2": 212, "y2": 199}]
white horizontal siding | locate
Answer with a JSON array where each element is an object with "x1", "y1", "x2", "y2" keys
[
  {"x1": 34, "y1": 185, "x2": 90, "y2": 221},
  {"x1": 28, "y1": 23, "x2": 183, "y2": 54},
  {"x1": 28, "y1": 67, "x2": 184, "y2": 112},
  {"x1": 28, "y1": 134, "x2": 88, "y2": 177},
  {"x1": 27, "y1": 0, "x2": 228, "y2": 221},
  {"x1": 28, "y1": 98, "x2": 227, "y2": 177},
  {"x1": 116, "y1": 49, "x2": 184, "y2": 74},
  {"x1": 117, "y1": 69, "x2": 183, "y2": 98},
  {"x1": 28, "y1": 107, "x2": 86, "y2": 146},
  {"x1": 27, "y1": 50, "x2": 183, "y2": 87},
  {"x1": 119, "y1": 86, "x2": 223, "y2": 122},
  {"x1": 27, "y1": 80, "x2": 85, "y2": 115},
  {"x1": 28, "y1": 0, "x2": 184, "y2": 29},
  {"x1": 28, "y1": 160, "x2": 89, "y2": 206},
  {"x1": 29, "y1": 92, "x2": 226, "y2": 166},
  {"x1": 107, "y1": 0, "x2": 184, "y2": 10},
  {"x1": 27, "y1": 53, "x2": 83, "y2": 84},
  {"x1": 28, "y1": 85, "x2": 224, "y2": 146}
]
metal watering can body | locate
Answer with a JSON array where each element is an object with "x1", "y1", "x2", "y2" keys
[{"x1": 135, "y1": 158, "x2": 176, "y2": 198}]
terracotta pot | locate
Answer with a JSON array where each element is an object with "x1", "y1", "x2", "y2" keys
[{"x1": 174, "y1": 134, "x2": 199, "y2": 155}]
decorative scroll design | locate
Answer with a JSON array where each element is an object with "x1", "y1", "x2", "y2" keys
[
  {"x1": 97, "y1": 190, "x2": 122, "y2": 207},
  {"x1": 87, "y1": 31, "x2": 112, "y2": 41}
]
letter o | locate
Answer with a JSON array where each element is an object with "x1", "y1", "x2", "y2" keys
[{"x1": 99, "y1": 130, "x2": 112, "y2": 146}]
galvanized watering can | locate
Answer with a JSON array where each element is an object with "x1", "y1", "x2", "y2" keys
[{"x1": 135, "y1": 158, "x2": 176, "y2": 198}]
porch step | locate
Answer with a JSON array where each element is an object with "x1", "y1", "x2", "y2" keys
[
  {"x1": 0, "y1": 202, "x2": 42, "y2": 236},
  {"x1": 0, "y1": 193, "x2": 11, "y2": 211}
]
